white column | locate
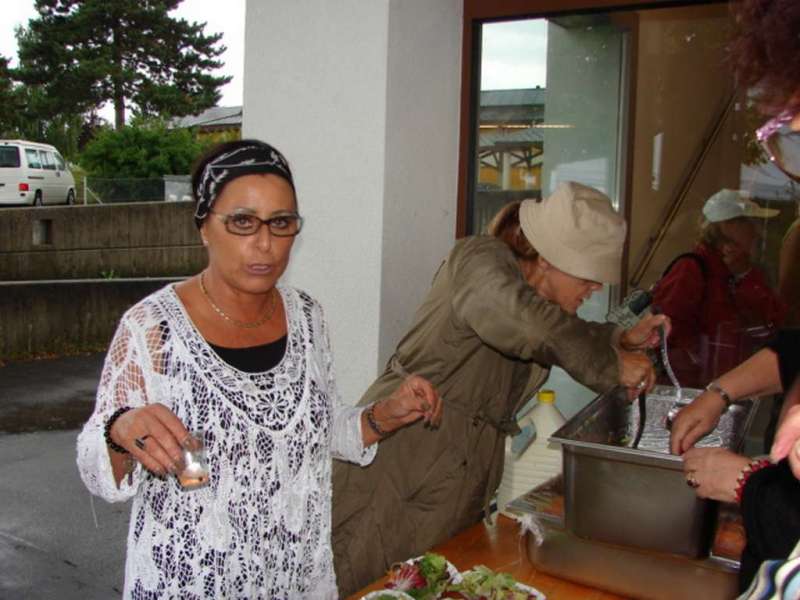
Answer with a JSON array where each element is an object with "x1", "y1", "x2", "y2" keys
[{"x1": 243, "y1": 0, "x2": 462, "y2": 404}]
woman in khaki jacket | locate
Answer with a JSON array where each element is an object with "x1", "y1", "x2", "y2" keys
[{"x1": 332, "y1": 181, "x2": 668, "y2": 594}]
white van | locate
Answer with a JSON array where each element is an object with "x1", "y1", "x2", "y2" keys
[{"x1": 0, "y1": 140, "x2": 76, "y2": 206}]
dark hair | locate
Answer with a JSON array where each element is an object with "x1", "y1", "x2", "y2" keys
[
  {"x1": 729, "y1": 0, "x2": 800, "y2": 116},
  {"x1": 191, "y1": 139, "x2": 296, "y2": 228},
  {"x1": 700, "y1": 220, "x2": 726, "y2": 248},
  {"x1": 486, "y1": 201, "x2": 539, "y2": 260}
]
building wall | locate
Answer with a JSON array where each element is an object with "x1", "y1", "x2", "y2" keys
[
  {"x1": 379, "y1": 0, "x2": 463, "y2": 367},
  {"x1": 542, "y1": 21, "x2": 625, "y2": 200},
  {"x1": 243, "y1": 0, "x2": 461, "y2": 404}
]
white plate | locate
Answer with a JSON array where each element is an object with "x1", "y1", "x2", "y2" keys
[
  {"x1": 516, "y1": 581, "x2": 546, "y2": 599},
  {"x1": 360, "y1": 591, "x2": 415, "y2": 600}
]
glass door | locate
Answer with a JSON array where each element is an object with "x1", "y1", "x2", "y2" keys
[
  {"x1": 466, "y1": 3, "x2": 794, "y2": 419},
  {"x1": 471, "y1": 14, "x2": 632, "y2": 416}
]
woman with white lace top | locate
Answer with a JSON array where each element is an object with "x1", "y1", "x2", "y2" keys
[{"x1": 76, "y1": 139, "x2": 442, "y2": 600}]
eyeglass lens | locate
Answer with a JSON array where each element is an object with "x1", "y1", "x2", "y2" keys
[
  {"x1": 765, "y1": 125, "x2": 800, "y2": 179},
  {"x1": 226, "y1": 213, "x2": 302, "y2": 236}
]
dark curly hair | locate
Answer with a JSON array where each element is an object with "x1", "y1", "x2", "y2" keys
[{"x1": 729, "y1": 0, "x2": 800, "y2": 116}]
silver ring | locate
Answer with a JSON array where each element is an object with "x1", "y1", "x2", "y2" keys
[
  {"x1": 686, "y1": 472, "x2": 699, "y2": 488},
  {"x1": 636, "y1": 379, "x2": 647, "y2": 390},
  {"x1": 134, "y1": 435, "x2": 150, "y2": 451}
]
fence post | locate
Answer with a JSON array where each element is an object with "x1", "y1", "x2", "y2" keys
[{"x1": 83, "y1": 175, "x2": 88, "y2": 205}]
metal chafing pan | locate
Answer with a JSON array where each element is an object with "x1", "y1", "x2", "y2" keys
[{"x1": 549, "y1": 385, "x2": 758, "y2": 557}]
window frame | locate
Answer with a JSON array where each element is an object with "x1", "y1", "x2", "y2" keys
[
  {"x1": 0, "y1": 146, "x2": 20, "y2": 168},
  {"x1": 40, "y1": 150, "x2": 57, "y2": 171},
  {"x1": 25, "y1": 148, "x2": 42, "y2": 169},
  {"x1": 54, "y1": 152, "x2": 67, "y2": 171}
]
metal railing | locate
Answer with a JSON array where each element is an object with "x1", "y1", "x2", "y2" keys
[{"x1": 81, "y1": 176, "x2": 191, "y2": 205}]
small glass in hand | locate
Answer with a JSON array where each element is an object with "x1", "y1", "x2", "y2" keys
[{"x1": 178, "y1": 432, "x2": 209, "y2": 490}]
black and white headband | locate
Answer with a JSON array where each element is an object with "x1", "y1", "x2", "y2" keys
[{"x1": 193, "y1": 142, "x2": 295, "y2": 226}]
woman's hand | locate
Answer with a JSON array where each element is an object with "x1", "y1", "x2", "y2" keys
[
  {"x1": 110, "y1": 403, "x2": 190, "y2": 478},
  {"x1": 617, "y1": 349, "x2": 656, "y2": 400},
  {"x1": 619, "y1": 313, "x2": 671, "y2": 352},
  {"x1": 669, "y1": 392, "x2": 726, "y2": 454},
  {"x1": 369, "y1": 376, "x2": 442, "y2": 440},
  {"x1": 771, "y1": 384, "x2": 800, "y2": 479},
  {"x1": 682, "y1": 447, "x2": 750, "y2": 503}
]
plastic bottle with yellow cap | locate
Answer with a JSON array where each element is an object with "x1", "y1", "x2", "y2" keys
[{"x1": 497, "y1": 389, "x2": 565, "y2": 515}]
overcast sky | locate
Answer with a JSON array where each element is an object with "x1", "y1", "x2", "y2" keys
[
  {"x1": 0, "y1": 0, "x2": 245, "y2": 121},
  {"x1": 481, "y1": 19, "x2": 547, "y2": 90}
]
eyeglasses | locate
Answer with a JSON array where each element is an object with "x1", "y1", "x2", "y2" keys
[
  {"x1": 209, "y1": 210, "x2": 303, "y2": 237},
  {"x1": 756, "y1": 112, "x2": 800, "y2": 181}
]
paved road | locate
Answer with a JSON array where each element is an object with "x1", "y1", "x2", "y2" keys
[
  {"x1": 0, "y1": 353, "x2": 128, "y2": 599},
  {"x1": 0, "y1": 353, "x2": 106, "y2": 433}
]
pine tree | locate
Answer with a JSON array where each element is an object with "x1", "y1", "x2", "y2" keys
[
  {"x1": 15, "y1": 0, "x2": 231, "y2": 130},
  {"x1": 0, "y1": 56, "x2": 17, "y2": 136}
]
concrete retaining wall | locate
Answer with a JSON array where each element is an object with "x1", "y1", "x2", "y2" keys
[
  {"x1": 0, "y1": 202, "x2": 203, "y2": 359},
  {"x1": 0, "y1": 202, "x2": 205, "y2": 280},
  {"x1": 0, "y1": 279, "x2": 181, "y2": 360}
]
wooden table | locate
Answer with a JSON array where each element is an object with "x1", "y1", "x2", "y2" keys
[{"x1": 347, "y1": 514, "x2": 627, "y2": 599}]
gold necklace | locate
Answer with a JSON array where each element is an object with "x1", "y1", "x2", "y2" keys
[{"x1": 199, "y1": 272, "x2": 277, "y2": 329}]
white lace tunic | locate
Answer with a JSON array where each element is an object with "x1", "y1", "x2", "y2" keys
[{"x1": 77, "y1": 284, "x2": 375, "y2": 599}]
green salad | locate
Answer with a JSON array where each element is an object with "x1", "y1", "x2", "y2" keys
[
  {"x1": 378, "y1": 554, "x2": 541, "y2": 600},
  {"x1": 445, "y1": 564, "x2": 538, "y2": 599},
  {"x1": 385, "y1": 552, "x2": 452, "y2": 600}
]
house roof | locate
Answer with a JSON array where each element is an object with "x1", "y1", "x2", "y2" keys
[
  {"x1": 170, "y1": 88, "x2": 545, "y2": 131},
  {"x1": 479, "y1": 88, "x2": 545, "y2": 126},
  {"x1": 479, "y1": 127, "x2": 544, "y2": 150},
  {"x1": 480, "y1": 88, "x2": 546, "y2": 107},
  {"x1": 171, "y1": 106, "x2": 243, "y2": 129}
]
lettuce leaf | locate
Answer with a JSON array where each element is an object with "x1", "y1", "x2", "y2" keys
[{"x1": 447, "y1": 564, "x2": 534, "y2": 599}]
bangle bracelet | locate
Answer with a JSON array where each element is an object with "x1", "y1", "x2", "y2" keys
[
  {"x1": 734, "y1": 458, "x2": 771, "y2": 505},
  {"x1": 104, "y1": 406, "x2": 133, "y2": 454},
  {"x1": 705, "y1": 381, "x2": 733, "y2": 411},
  {"x1": 365, "y1": 403, "x2": 388, "y2": 438}
]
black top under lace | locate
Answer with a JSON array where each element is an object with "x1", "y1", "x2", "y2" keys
[{"x1": 209, "y1": 336, "x2": 288, "y2": 373}]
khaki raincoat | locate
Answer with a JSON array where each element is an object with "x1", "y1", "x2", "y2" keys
[{"x1": 332, "y1": 236, "x2": 621, "y2": 595}]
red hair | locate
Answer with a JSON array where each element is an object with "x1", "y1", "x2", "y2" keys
[{"x1": 729, "y1": 0, "x2": 800, "y2": 116}]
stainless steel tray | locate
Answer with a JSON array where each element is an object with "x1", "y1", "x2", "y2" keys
[{"x1": 550, "y1": 385, "x2": 757, "y2": 557}]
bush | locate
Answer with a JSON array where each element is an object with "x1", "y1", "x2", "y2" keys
[{"x1": 79, "y1": 120, "x2": 203, "y2": 179}]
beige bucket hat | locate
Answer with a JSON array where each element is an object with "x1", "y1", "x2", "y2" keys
[{"x1": 519, "y1": 181, "x2": 626, "y2": 284}]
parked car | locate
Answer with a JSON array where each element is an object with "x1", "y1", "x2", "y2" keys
[{"x1": 0, "y1": 140, "x2": 76, "y2": 206}]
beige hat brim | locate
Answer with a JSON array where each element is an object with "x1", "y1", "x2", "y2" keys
[
  {"x1": 744, "y1": 205, "x2": 780, "y2": 219},
  {"x1": 519, "y1": 183, "x2": 626, "y2": 285}
]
